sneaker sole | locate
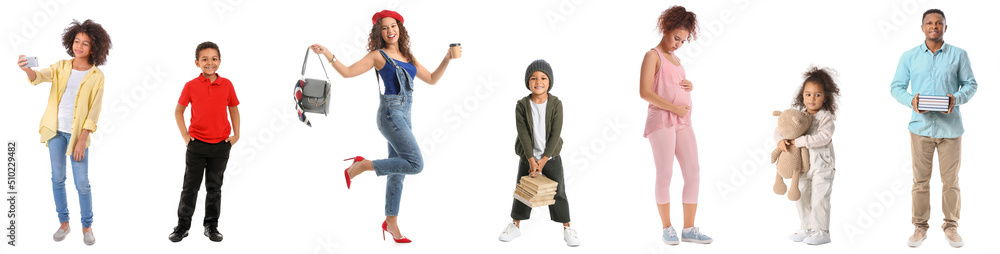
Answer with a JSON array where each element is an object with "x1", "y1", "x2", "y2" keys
[
  {"x1": 499, "y1": 232, "x2": 520, "y2": 242},
  {"x1": 662, "y1": 238, "x2": 680, "y2": 245},
  {"x1": 682, "y1": 238, "x2": 713, "y2": 244},
  {"x1": 804, "y1": 239, "x2": 830, "y2": 245},
  {"x1": 498, "y1": 236, "x2": 518, "y2": 242},
  {"x1": 947, "y1": 237, "x2": 964, "y2": 248}
]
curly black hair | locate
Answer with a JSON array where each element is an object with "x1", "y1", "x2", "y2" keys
[
  {"x1": 61, "y1": 19, "x2": 111, "y2": 66},
  {"x1": 793, "y1": 66, "x2": 840, "y2": 116},
  {"x1": 658, "y1": 6, "x2": 698, "y2": 41},
  {"x1": 195, "y1": 41, "x2": 220, "y2": 59}
]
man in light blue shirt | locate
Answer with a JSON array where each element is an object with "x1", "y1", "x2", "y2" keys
[{"x1": 890, "y1": 9, "x2": 976, "y2": 249}]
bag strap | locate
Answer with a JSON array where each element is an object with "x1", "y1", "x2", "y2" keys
[{"x1": 302, "y1": 48, "x2": 331, "y2": 82}]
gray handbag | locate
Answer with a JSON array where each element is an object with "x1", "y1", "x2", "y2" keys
[{"x1": 297, "y1": 48, "x2": 332, "y2": 116}]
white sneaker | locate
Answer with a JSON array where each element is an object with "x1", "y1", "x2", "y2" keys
[
  {"x1": 789, "y1": 229, "x2": 811, "y2": 242},
  {"x1": 563, "y1": 226, "x2": 581, "y2": 247},
  {"x1": 803, "y1": 230, "x2": 831, "y2": 245},
  {"x1": 498, "y1": 223, "x2": 521, "y2": 242}
]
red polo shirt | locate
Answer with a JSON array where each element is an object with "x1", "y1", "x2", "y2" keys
[{"x1": 178, "y1": 73, "x2": 239, "y2": 143}]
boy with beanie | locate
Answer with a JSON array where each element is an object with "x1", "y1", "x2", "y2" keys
[{"x1": 498, "y1": 60, "x2": 580, "y2": 247}]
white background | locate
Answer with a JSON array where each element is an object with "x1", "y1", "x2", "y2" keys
[{"x1": 1, "y1": 0, "x2": 998, "y2": 253}]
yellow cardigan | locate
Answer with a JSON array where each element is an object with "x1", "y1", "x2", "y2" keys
[{"x1": 29, "y1": 60, "x2": 105, "y2": 155}]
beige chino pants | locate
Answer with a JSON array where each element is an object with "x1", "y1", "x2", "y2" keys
[{"x1": 909, "y1": 132, "x2": 961, "y2": 230}]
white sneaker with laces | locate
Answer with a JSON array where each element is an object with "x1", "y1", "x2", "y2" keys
[
  {"x1": 563, "y1": 226, "x2": 581, "y2": 247},
  {"x1": 803, "y1": 230, "x2": 831, "y2": 245},
  {"x1": 498, "y1": 223, "x2": 521, "y2": 242},
  {"x1": 789, "y1": 229, "x2": 812, "y2": 242}
]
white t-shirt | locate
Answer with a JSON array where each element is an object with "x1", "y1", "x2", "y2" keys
[
  {"x1": 530, "y1": 99, "x2": 547, "y2": 161},
  {"x1": 57, "y1": 69, "x2": 89, "y2": 133}
]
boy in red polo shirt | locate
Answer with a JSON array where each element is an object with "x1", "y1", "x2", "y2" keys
[{"x1": 168, "y1": 41, "x2": 240, "y2": 243}]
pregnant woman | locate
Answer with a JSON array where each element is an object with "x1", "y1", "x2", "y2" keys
[{"x1": 639, "y1": 6, "x2": 713, "y2": 245}]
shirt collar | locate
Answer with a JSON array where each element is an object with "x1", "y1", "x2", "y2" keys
[
  {"x1": 920, "y1": 41, "x2": 948, "y2": 53},
  {"x1": 197, "y1": 73, "x2": 223, "y2": 85}
]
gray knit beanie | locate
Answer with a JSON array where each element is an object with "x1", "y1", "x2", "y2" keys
[{"x1": 524, "y1": 59, "x2": 553, "y2": 91}]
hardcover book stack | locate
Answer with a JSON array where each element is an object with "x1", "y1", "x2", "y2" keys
[
  {"x1": 513, "y1": 175, "x2": 559, "y2": 207},
  {"x1": 917, "y1": 95, "x2": 949, "y2": 112}
]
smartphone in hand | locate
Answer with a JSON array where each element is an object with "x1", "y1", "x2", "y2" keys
[{"x1": 21, "y1": 56, "x2": 38, "y2": 68}]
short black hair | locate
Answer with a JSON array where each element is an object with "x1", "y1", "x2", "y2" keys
[
  {"x1": 195, "y1": 41, "x2": 220, "y2": 59},
  {"x1": 62, "y1": 19, "x2": 112, "y2": 66},
  {"x1": 922, "y1": 9, "x2": 945, "y2": 22}
]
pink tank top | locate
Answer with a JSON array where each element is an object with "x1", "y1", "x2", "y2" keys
[{"x1": 643, "y1": 48, "x2": 691, "y2": 138}]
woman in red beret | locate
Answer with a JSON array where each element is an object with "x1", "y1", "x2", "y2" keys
[{"x1": 310, "y1": 10, "x2": 459, "y2": 243}]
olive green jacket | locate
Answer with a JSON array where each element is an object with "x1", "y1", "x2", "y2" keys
[{"x1": 514, "y1": 94, "x2": 563, "y2": 161}]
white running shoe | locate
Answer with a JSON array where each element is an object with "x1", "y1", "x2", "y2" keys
[
  {"x1": 498, "y1": 223, "x2": 521, "y2": 242},
  {"x1": 789, "y1": 229, "x2": 812, "y2": 242},
  {"x1": 563, "y1": 226, "x2": 581, "y2": 247},
  {"x1": 803, "y1": 230, "x2": 831, "y2": 245}
]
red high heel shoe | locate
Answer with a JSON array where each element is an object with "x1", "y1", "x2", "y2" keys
[
  {"x1": 343, "y1": 156, "x2": 364, "y2": 189},
  {"x1": 382, "y1": 221, "x2": 411, "y2": 243}
]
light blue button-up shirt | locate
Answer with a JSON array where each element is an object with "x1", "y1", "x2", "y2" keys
[{"x1": 890, "y1": 42, "x2": 977, "y2": 138}]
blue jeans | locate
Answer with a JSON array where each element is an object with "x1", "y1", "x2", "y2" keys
[
  {"x1": 48, "y1": 131, "x2": 93, "y2": 228},
  {"x1": 372, "y1": 92, "x2": 424, "y2": 216}
]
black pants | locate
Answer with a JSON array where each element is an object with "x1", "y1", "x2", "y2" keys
[
  {"x1": 176, "y1": 139, "x2": 231, "y2": 230},
  {"x1": 510, "y1": 156, "x2": 571, "y2": 223}
]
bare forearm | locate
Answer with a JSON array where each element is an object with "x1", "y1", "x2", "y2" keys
[
  {"x1": 174, "y1": 107, "x2": 189, "y2": 138},
  {"x1": 640, "y1": 90, "x2": 680, "y2": 113},
  {"x1": 25, "y1": 69, "x2": 36, "y2": 82},
  {"x1": 77, "y1": 129, "x2": 90, "y2": 142},
  {"x1": 229, "y1": 107, "x2": 240, "y2": 137},
  {"x1": 427, "y1": 56, "x2": 451, "y2": 85}
]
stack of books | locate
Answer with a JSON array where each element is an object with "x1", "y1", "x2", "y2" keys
[
  {"x1": 917, "y1": 95, "x2": 949, "y2": 112},
  {"x1": 513, "y1": 175, "x2": 559, "y2": 207}
]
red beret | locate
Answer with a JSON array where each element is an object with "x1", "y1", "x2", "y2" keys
[{"x1": 372, "y1": 10, "x2": 404, "y2": 25}]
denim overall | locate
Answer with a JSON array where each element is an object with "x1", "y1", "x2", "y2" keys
[{"x1": 372, "y1": 49, "x2": 423, "y2": 216}]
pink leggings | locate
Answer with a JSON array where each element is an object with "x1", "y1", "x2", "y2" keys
[{"x1": 648, "y1": 125, "x2": 700, "y2": 204}]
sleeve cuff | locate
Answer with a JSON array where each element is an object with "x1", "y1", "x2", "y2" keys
[
  {"x1": 794, "y1": 136, "x2": 807, "y2": 148},
  {"x1": 83, "y1": 120, "x2": 98, "y2": 133}
]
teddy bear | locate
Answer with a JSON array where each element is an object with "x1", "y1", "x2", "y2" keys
[{"x1": 771, "y1": 109, "x2": 812, "y2": 201}]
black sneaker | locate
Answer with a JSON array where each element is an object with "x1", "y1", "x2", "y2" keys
[
  {"x1": 168, "y1": 226, "x2": 189, "y2": 242},
  {"x1": 205, "y1": 226, "x2": 224, "y2": 242}
]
